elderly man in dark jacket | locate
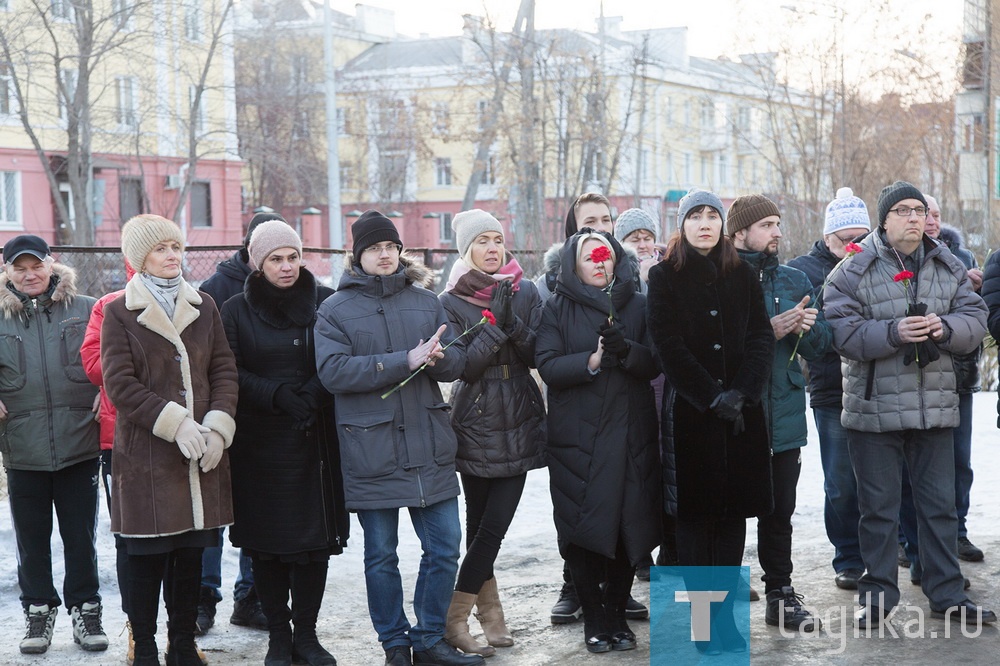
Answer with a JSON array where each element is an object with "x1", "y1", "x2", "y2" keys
[
  {"x1": 195, "y1": 209, "x2": 282, "y2": 634},
  {"x1": 0, "y1": 235, "x2": 107, "y2": 655},
  {"x1": 824, "y1": 181, "x2": 993, "y2": 629},
  {"x1": 314, "y1": 211, "x2": 482, "y2": 666},
  {"x1": 788, "y1": 187, "x2": 871, "y2": 591}
]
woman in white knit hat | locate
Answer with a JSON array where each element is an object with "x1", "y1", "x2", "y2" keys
[
  {"x1": 221, "y1": 220, "x2": 348, "y2": 666},
  {"x1": 102, "y1": 214, "x2": 238, "y2": 666},
  {"x1": 439, "y1": 209, "x2": 546, "y2": 656}
]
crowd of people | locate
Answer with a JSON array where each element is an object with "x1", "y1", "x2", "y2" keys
[{"x1": 1, "y1": 178, "x2": 998, "y2": 665}]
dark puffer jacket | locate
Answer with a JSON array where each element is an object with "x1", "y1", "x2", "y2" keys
[
  {"x1": 440, "y1": 279, "x2": 546, "y2": 478},
  {"x1": 200, "y1": 249, "x2": 253, "y2": 310},
  {"x1": 787, "y1": 240, "x2": 846, "y2": 409},
  {"x1": 647, "y1": 248, "x2": 775, "y2": 521},
  {"x1": 936, "y1": 226, "x2": 981, "y2": 394},
  {"x1": 536, "y1": 233, "x2": 661, "y2": 565},
  {"x1": 982, "y1": 251, "x2": 1000, "y2": 426},
  {"x1": 222, "y1": 268, "x2": 348, "y2": 556}
]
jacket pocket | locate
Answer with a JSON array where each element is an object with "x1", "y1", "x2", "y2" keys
[
  {"x1": 340, "y1": 410, "x2": 398, "y2": 478},
  {"x1": 428, "y1": 402, "x2": 457, "y2": 465},
  {"x1": 60, "y1": 321, "x2": 90, "y2": 384},
  {"x1": 0, "y1": 334, "x2": 26, "y2": 392},
  {"x1": 1, "y1": 413, "x2": 32, "y2": 465}
]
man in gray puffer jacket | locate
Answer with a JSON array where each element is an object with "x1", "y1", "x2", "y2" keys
[{"x1": 824, "y1": 181, "x2": 993, "y2": 629}]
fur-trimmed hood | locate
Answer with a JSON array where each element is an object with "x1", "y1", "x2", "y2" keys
[
  {"x1": 339, "y1": 252, "x2": 436, "y2": 290},
  {"x1": 938, "y1": 224, "x2": 965, "y2": 251},
  {"x1": 0, "y1": 263, "x2": 80, "y2": 320}
]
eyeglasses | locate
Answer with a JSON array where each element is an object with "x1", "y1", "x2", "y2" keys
[
  {"x1": 888, "y1": 206, "x2": 928, "y2": 218},
  {"x1": 832, "y1": 233, "x2": 857, "y2": 244},
  {"x1": 363, "y1": 242, "x2": 401, "y2": 256}
]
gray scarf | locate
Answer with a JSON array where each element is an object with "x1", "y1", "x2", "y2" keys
[{"x1": 139, "y1": 272, "x2": 182, "y2": 321}]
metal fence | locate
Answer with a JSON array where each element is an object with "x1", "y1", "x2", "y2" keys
[{"x1": 46, "y1": 246, "x2": 549, "y2": 299}]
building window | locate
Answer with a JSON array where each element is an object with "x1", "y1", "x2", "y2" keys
[
  {"x1": 959, "y1": 113, "x2": 985, "y2": 152},
  {"x1": 189, "y1": 85, "x2": 205, "y2": 133},
  {"x1": 683, "y1": 152, "x2": 692, "y2": 184},
  {"x1": 481, "y1": 154, "x2": 496, "y2": 185},
  {"x1": 439, "y1": 212, "x2": 453, "y2": 243},
  {"x1": 435, "y1": 158, "x2": 452, "y2": 186},
  {"x1": 336, "y1": 107, "x2": 349, "y2": 135},
  {"x1": 112, "y1": 0, "x2": 134, "y2": 31},
  {"x1": 718, "y1": 154, "x2": 728, "y2": 186},
  {"x1": 116, "y1": 77, "x2": 136, "y2": 127},
  {"x1": 378, "y1": 153, "x2": 407, "y2": 200},
  {"x1": 432, "y1": 102, "x2": 449, "y2": 135},
  {"x1": 292, "y1": 109, "x2": 309, "y2": 139},
  {"x1": 189, "y1": 182, "x2": 211, "y2": 227},
  {"x1": 0, "y1": 61, "x2": 14, "y2": 116},
  {"x1": 292, "y1": 54, "x2": 308, "y2": 89},
  {"x1": 184, "y1": 3, "x2": 201, "y2": 41},
  {"x1": 51, "y1": 0, "x2": 74, "y2": 20},
  {"x1": 59, "y1": 68, "x2": 77, "y2": 120},
  {"x1": 0, "y1": 171, "x2": 20, "y2": 228},
  {"x1": 477, "y1": 100, "x2": 490, "y2": 131},
  {"x1": 119, "y1": 176, "x2": 144, "y2": 223}
]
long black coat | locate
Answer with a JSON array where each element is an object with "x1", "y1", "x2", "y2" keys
[
  {"x1": 536, "y1": 234, "x2": 661, "y2": 565},
  {"x1": 221, "y1": 268, "x2": 348, "y2": 556},
  {"x1": 646, "y1": 249, "x2": 774, "y2": 522},
  {"x1": 440, "y1": 279, "x2": 546, "y2": 478}
]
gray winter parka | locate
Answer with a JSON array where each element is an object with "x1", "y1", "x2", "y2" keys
[
  {"x1": 0, "y1": 264, "x2": 99, "y2": 471},
  {"x1": 824, "y1": 229, "x2": 987, "y2": 433},
  {"x1": 315, "y1": 255, "x2": 465, "y2": 511},
  {"x1": 440, "y1": 278, "x2": 546, "y2": 478}
]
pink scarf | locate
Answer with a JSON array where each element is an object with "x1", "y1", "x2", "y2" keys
[{"x1": 444, "y1": 253, "x2": 524, "y2": 307}]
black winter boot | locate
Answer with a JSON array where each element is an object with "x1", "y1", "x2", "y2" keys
[
  {"x1": 253, "y1": 556, "x2": 297, "y2": 666},
  {"x1": 291, "y1": 560, "x2": 337, "y2": 666},
  {"x1": 165, "y1": 549, "x2": 205, "y2": 666},
  {"x1": 128, "y1": 553, "x2": 166, "y2": 666}
]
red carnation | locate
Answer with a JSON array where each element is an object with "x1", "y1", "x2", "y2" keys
[
  {"x1": 481, "y1": 309, "x2": 497, "y2": 326},
  {"x1": 590, "y1": 246, "x2": 612, "y2": 263},
  {"x1": 893, "y1": 270, "x2": 914, "y2": 282},
  {"x1": 845, "y1": 242, "x2": 863, "y2": 255}
]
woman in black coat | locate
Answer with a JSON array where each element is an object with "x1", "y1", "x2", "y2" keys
[
  {"x1": 536, "y1": 230, "x2": 661, "y2": 654},
  {"x1": 646, "y1": 189, "x2": 774, "y2": 654},
  {"x1": 221, "y1": 222, "x2": 348, "y2": 666},
  {"x1": 438, "y1": 210, "x2": 546, "y2": 656}
]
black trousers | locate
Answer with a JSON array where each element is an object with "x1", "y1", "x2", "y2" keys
[
  {"x1": 7, "y1": 457, "x2": 102, "y2": 610},
  {"x1": 675, "y1": 515, "x2": 746, "y2": 567},
  {"x1": 757, "y1": 448, "x2": 801, "y2": 593},
  {"x1": 456, "y1": 473, "x2": 527, "y2": 594}
]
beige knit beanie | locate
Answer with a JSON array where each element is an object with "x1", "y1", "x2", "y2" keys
[
  {"x1": 452, "y1": 209, "x2": 503, "y2": 259},
  {"x1": 121, "y1": 214, "x2": 184, "y2": 273},
  {"x1": 248, "y1": 220, "x2": 302, "y2": 270}
]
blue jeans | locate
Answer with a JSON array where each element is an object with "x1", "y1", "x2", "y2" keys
[
  {"x1": 200, "y1": 528, "x2": 254, "y2": 602},
  {"x1": 899, "y1": 392, "x2": 975, "y2": 567},
  {"x1": 357, "y1": 498, "x2": 461, "y2": 651},
  {"x1": 814, "y1": 406, "x2": 863, "y2": 573}
]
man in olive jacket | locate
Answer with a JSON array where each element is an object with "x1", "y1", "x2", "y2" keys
[
  {"x1": 0, "y1": 235, "x2": 106, "y2": 655},
  {"x1": 824, "y1": 182, "x2": 993, "y2": 629},
  {"x1": 314, "y1": 211, "x2": 482, "y2": 666}
]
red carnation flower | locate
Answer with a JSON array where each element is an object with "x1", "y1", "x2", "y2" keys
[
  {"x1": 893, "y1": 270, "x2": 914, "y2": 282},
  {"x1": 845, "y1": 242, "x2": 863, "y2": 255},
  {"x1": 481, "y1": 309, "x2": 497, "y2": 326},
  {"x1": 590, "y1": 246, "x2": 612, "y2": 263}
]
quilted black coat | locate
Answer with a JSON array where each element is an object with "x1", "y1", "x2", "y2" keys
[
  {"x1": 646, "y1": 248, "x2": 774, "y2": 521},
  {"x1": 535, "y1": 233, "x2": 661, "y2": 565}
]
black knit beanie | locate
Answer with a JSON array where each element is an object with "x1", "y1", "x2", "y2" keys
[
  {"x1": 876, "y1": 181, "x2": 926, "y2": 227},
  {"x1": 351, "y1": 210, "x2": 401, "y2": 258}
]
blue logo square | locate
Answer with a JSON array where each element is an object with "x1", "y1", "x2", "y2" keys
[{"x1": 650, "y1": 566, "x2": 751, "y2": 665}]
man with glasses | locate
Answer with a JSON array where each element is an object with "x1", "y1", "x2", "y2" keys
[
  {"x1": 315, "y1": 210, "x2": 483, "y2": 666},
  {"x1": 824, "y1": 181, "x2": 994, "y2": 628},
  {"x1": 788, "y1": 187, "x2": 871, "y2": 592}
]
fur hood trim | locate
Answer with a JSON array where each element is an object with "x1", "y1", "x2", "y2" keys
[
  {"x1": 937, "y1": 224, "x2": 965, "y2": 249},
  {"x1": 542, "y1": 243, "x2": 562, "y2": 275},
  {"x1": 244, "y1": 267, "x2": 320, "y2": 329},
  {"x1": 0, "y1": 263, "x2": 80, "y2": 319},
  {"x1": 342, "y1": 251, "x2": 436, "y2": 289}
]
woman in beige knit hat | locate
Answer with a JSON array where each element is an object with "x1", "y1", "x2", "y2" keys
[{"x1": 102, "y1": 214, "x2": 239, "y2": 666}]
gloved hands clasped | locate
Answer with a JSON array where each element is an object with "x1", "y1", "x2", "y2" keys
[{"x1": 710, "y1": 389, "x2": 746, "y2": 436}]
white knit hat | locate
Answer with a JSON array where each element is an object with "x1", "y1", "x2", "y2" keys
[
  {"x1": 824, "y1": 187, "x2": 871, "y2": 235},
  {"x1": 452, "y1": 209, "x2": 503, "y2": 259},
  {"x1": 248, "y1": 220, "x2": 302, "y2": 270},
  {"x1": 121, "y1": 214, "x2": 184, "y2": 273}
]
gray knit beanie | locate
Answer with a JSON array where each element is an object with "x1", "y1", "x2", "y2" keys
[
  {"x1": 614, "y1": 208, "x2": 658, "y2": 243},
  {"x1": 452, "y1": 209, "x2": 503, "y2": 259},
  {"x1": 248, "y1": 220, "x2": 303, "y2": 271},
  {"x1": 677, "y1": 189, "x2": 726, "y2": 230},
  {"x1": 121, "y1": 214, "x2": 184, "y2": 273}
]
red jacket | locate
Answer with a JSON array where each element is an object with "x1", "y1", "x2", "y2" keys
[{"x1": 81, "y1": 265, "x2": 134, "y2": 450}]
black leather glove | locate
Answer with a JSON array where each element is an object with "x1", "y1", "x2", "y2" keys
[
  {"x1": 274, "y1": 385, "x2": 311, "y2": 421},
  {"x1": 489, "y1": 281, "x2": 513, "y2": 330},
  {"x1": 599, "y1": 321, "x2": 630, "y2": 359},
  {"x1": 903, "y1": 340, "x2": 941, "y2": 368},
  {"x1": 710, "y1": 389, "x2": 745, "y2": 422}
]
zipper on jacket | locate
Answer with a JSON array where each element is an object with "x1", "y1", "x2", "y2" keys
[
  {"x1": 318, "y1": 458, "x2": 332, "y2": 544},
  {"x1": 33, "y1": 300, "x2": 56, "y2": 467},
  {"x1": 416, "y1": 471, "x2": 426, "y2": 508}
]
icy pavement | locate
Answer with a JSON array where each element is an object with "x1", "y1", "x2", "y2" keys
[{"x1": 2, "y1": 393, "x2": 1000, "y2": 664}]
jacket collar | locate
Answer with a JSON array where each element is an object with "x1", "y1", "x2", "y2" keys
[
  {"x1": 337, "y1": 253, "x2": 436, "y2": 296},
  {"x1": 244, "y1": 267, "x2": 320, "y2": 329},
  {"x1": 736, "y1": 247, "x2": 779, "y2": 275},
  {"x1": 124, "y1": 276, "x2": 202, "y2": 339},
  {"x1": 0, "y1": 263, "x2": 79, "y2": 319},
  {"x1": 808, "y1": 239, "x2": 839, "y2": 267}
]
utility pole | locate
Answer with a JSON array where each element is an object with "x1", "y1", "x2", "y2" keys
[
  {"x1": 633, "y1": 34, "x2": 649, "y2": 207},
  {"x1": 323, "y1": 0, "x2": 343, "y2": 248}
]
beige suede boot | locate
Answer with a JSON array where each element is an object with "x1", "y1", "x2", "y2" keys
[
  {"x1": 474, "y1": 578, "x2": 514, "y2": 647},
  {"x1": 444, "y1": 591, "x2": 495, "y2": 657}
]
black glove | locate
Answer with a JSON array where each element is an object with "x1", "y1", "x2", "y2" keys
[
  {"x1": 274, "y1": 385, "x2": 311, "y2": 421},
  {"x1": 710, "y1": 389, "x2": 745, "y2": 422},
  {"x1": 903, "y1": 340, "x2": 941, "y2": 368},
  {"x1": 489, "y1": 281, "x2": 513, "y2": 330},
  {"x1": 599, "y1": 321, "x2": 630, "y2": 359}
]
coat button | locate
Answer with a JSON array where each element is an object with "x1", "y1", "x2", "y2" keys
[
  {"x1": 717, "y1": 379, "x2": 724, "y2": 385},
  {"x1": 179, "y1": 390, "x2": 187, "y2": 397},
  {"x1": 713, "y1": 344, "x2": 722, "y2": 350},
  {"x1": 377, "y1": 307, "x2": 385, "y2": 314},
  {"x1": 710, "y1": 310, "x2": 718, "y2": 316},
  {"x1": 174, "y1": 355, "x2": 182, "y2": 361},
  {"x1": 386, "y1": 347, "x2": 393, "y2": 353},
  {"x1": 293, "y1": 339, "x2": 301, "y2": 346}
]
